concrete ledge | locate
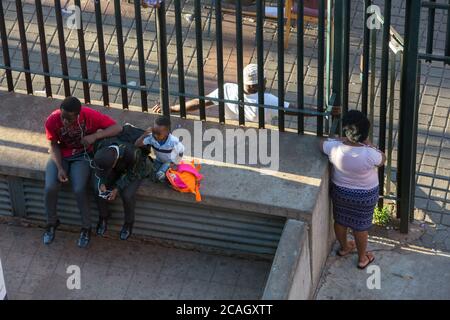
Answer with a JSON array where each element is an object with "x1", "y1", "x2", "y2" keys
[
  {"x1": 262, "y1": 219, "x2": 312, "y2": 299},
  {"x1": 0, "y1": 91, "x2": 328, "y2": 221}
]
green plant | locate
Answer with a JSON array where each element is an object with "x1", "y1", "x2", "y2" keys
[{"x1": 373, "y1": 206, "x2": 392, "y2": 226}]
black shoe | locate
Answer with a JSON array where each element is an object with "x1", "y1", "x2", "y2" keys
[
  {"x1": 43, "y1": 220, "x2": 60, "y2": 245},
  {"x1": 119, "y1": 223, "x2": 133, "y2": 241},
  {"x1": 77, "y1": 228, "x2": 91, "y2": 248},
  {"x1": 96, "y1": 218, "x2": 108, "y2": 236}
]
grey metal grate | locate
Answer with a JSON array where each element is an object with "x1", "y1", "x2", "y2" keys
[{"x1": 0, "y1": 175, "x2": 13, "y2": 216}]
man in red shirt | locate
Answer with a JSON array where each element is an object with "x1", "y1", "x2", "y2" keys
[{"x1": 43, "y1": 96, "x2": 122, "y2": 248}]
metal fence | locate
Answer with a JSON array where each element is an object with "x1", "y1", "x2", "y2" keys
[{"x1": 0, "y1": 0, "x2": 449, "y2": 233}]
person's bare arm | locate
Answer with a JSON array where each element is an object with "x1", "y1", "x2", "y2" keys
[
  {"x1": 135, "y1": 126, "x2": 154, "y2": 148},
  {"x1": 151, "y1": 99, "x2": 215, "y2": 114},
  {"x1": 281, "y1": 103, "x2": 324, "y2": 117},
  {"x1": 81, "y1": 124, "x2": 122, "y2": 146},
  {"x1": 49, "y1": 141, "x2": 68, "y2": 182}
]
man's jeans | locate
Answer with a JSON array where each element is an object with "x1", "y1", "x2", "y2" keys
[
  {"x1": 44, "y1": 154, "x2": 92, "y2": 229},
  {"x1": 93, "y1": 177, "x2": 142, "y2": 225}
]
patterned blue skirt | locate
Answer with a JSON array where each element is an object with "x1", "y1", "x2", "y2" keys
[{"x1": 330, "y1": 183, "x2": 379, "y2": 232}]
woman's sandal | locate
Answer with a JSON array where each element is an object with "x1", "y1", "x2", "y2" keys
[
  {"x1": 336, "y1": 241, "x2": 356, "y2": 257},
  {"x1": 357, "y1": 254, "x2": 375, "y2": 269}
]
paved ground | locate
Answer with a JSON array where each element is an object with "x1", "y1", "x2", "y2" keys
[
  {"x1": 315, "y1": 222, "x2": 450, "y2": 300},
  {"x1": 0, "y1": 222, "x2": 271, "y2": 300}
]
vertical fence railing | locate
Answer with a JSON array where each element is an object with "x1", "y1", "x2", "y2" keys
[
  {"x1": 94, "y1": 0, "x2": 109, "y2": 106},
  {"x1": 0, "y1": 0, "x2": 13, "y2": 92},
  {"x1": 75, "y1": 0, "x2": 90, "y2": 104},
  {"x1": 317, "y1": 0, "x2": 325, "y2": 136},
  {"x1": 397, "y1": 0, "x2": 421, "y2": 233},
  {"x1": 297, "y1": 0, "x2": 304, "y2": 134},
  {"x1": 236, "y1": 0, "x2": 245, "y2": 126},
  {"x1": 361, "y1": 0, "x2": 371, "y2": 116},
  {"x1": 156, "y1": 2, "x2": 170, "y2": 116},
  {"x1": 16, "y1": 0, "x2": 32, "y2": 94},
  {"x1": 256, "y1": 0, "x2": 265, "y2": 129},
  {"x1": 215, "y1": 0, "x2": 225, "y2": 124},
  {"x1": 134, "y1": 0, "x2": 148, "y2": 112},
  {"x1": 194, "y1": 0, "x2": 205, "y2": 120},
  {"x1": 377, "y1": 0, "x2": 392, "y2": 208},
  {"x1": 114, "y1": 0, "x2": 128, "y2": 109},
  {"x1": 173, "y1": 0, "x2": 186, "y2": 118},
  {"x1": 54, "y1": 0, "x2": 70, "y2": 96},
  {"x1": 35, "y1": 0, "x2": 52, "y2": 98},
  {"x1": 277, "y1": 0, "x2": 285, "y2": 132}
]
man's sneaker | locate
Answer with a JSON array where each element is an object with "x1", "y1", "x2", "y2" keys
[
  {"x1": 43, "y1": 220, "x2": 60, "y2": 245},
  {"x1": 96, "y1": 218, "x2": 108, "y2": 236},
  {"x1": 119, "y1": 223, "x2": 133, "y2": 241},
  {"x1": 77, "y1": 228, "x2": 91, "y2": 248}
]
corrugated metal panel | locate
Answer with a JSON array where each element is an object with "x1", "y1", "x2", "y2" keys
[
  {"x1": 22, "y1": 179, "x2": 284, "y2": 255},
  {"x1": 0, "y1": 175, "x2": 13, "y2": 216}
]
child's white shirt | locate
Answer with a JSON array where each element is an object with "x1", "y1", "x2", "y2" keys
[{"x1": 143, "y1": 133, "x2": 184, "y2": 164}]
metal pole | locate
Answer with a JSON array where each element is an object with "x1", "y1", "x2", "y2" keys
[
  {"x1": 194, "y1": 0, "x2": 206, "y2": 120},
  {"x1": 35, "y1": 0, "x2": 52, "y2": 97},
  {"x1": 0, "y1": 0, "x2": 13, "y2": 92},
  {"x1": 426, "y1": 0, "x2": 436, "y2": 62},
  {"x1": 317, "y1": 0, "x2": 325, "y2": 136},
  {"x1": 174, "y1": 0, "x2": 186, "y2": 117},
  {"x1": 297, "y1": 0, "x2": 304, "y2": 134},
  {"x1": 331, "y1": 0, "x2": 344, "y2": 134},
  {"x1": 397, "y1": 0, "x2": 421, "y2": 234},
  {"x1": 256, "y1": 0, "x2": 265, "y2": 128},
  {"x1": 215, "y1": 0, "x2": 225, "y2": 124},
  {"x1": 134, "y1": 0, "x2": 148, "y2": 112},
  {"x1": 378, "y1": 0, "x2": 392, "y2": 208},
  {"x1": 277, "y1": 0, "x2": 285, "y2": 132},
  {"x1": 114, "y1": 0, "x2": 128, "y2": 109},
  {"x1": 361, "y1": 0, "x2": 371, "y2": 115},
  {"x1": 156, "y1": 1, "x2": 170, "y2": 117},
  {"x1": 236, "y1": 0, "x2": 245, "y2": 126},
  {"x1": 341, "y1": 0, "x2": 350, "y2": 115},
  {"x1": 94, "y1": 0, "x2": 109, "y2": 106},
  {"x1": 369, "y1": 28, "x2": 376, "y2": 141},
  {"x1": 75, "y1": 0, "x2": 90, "y2": 104},
  {"x1": 16, "y1": 0, "x2": 33, "y2": 94}
]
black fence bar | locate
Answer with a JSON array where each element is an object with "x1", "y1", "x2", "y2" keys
[
  {"x1": 297, "y1": 0, "x2": 304, "y2": 134},
  {"x1": 446, "y1": 0, "x2": 450, "y2": 60},
  {"x1": 397, "y1": 0, "x2": 421, "y2": 234},
  {"x1": 418, "y1": 53, "x2": 450, "y2": 63},
  {"x1": 422, "y1": 1, "x2": 450, "y2": 9},
  {"x1": 317, "y1": 0, "x2": 325, "y2": 136},
  {"x1": 411, "y1": 59, "x2": 421, "y2": 221},
  {"x1": 94, "y1": 0, "x2": 109, "y2": 106},
  {"x1": 16, "y1": 0, "x2": 32, "y2": 94},
  {"x1": 385, "y1": 50, "x2": 396, "y2": 196},
  {"x1": 426, "y1": 0, "x2": 436, "y2": 62},
  {"x1": 0, "y1": 0, "x2": 13, "y2": 91},
  {"x1": 174, "y1": 0, "x2": 186, "y2": 118},
  {"x1": 75, "y1": 0, "x2": 90, "y2": 104},
  {"x1": 194, "y1": 0, "x2": 206, "y2": 120},
  {"x1": 341, "y1": 0, "x2": 350, "y2": 115},
  {"x1": 236, "y1": 0, "x2": 245, "y2": 126},
  {"x1": 256, "y1": 0, "x2": 265, "y2": 129},
  {"x1": 35, "y1": 0, "x2": 52, "y2": 97},
  {"x1": 156, "y1": 1, "x2": 170, "y2": 117},
  {"x1": 114, "y1": 0, "x2": 127, "y2": 109},
  {"x1": 215, "y1": 0, "x2": 225, "y2": 124},
  {"x1": 54, "y1": 0, "x2": 70, "y2": 96},
  {"x1": 277, "y1": 0, "x2": 285, "y2": 132},
  {"x1": 361, "y1": 0, "x2": 371, "y2": 115},
  {"x1": 134, "y1": 0, "x2": 148, "y2": 111},
  {"x1": 378, "y1": 0, "x2": 392, "y2": 208}
]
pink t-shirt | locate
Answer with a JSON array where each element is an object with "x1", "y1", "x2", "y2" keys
[{"x1": 323, "y1": 139, "x2": 383, "y2": 190}]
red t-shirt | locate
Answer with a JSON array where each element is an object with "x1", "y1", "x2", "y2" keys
[{"x1": 45, "y1": 106, "x2": 117, "y2": 158}]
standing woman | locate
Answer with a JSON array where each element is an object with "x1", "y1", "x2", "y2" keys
[{"x1": 320, "y1": 110, "x2": 386, "y2": 269}]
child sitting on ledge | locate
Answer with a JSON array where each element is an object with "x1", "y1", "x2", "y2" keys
[{"x1": 135, "y1": 116, "x2": 185, "y2": 182}]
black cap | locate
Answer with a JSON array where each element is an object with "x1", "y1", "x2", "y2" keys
[{"x1": 93, "y1": 147, "x2": 117, "y2": 179}]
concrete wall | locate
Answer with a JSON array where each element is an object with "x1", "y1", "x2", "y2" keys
[{"x1": 262, "y1": 219, "x2": 312, "y2": 300}]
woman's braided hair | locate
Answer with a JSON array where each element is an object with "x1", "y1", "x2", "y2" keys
[{"x1": 342, "y1": 110, "x2": 370, "y2": 143}]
